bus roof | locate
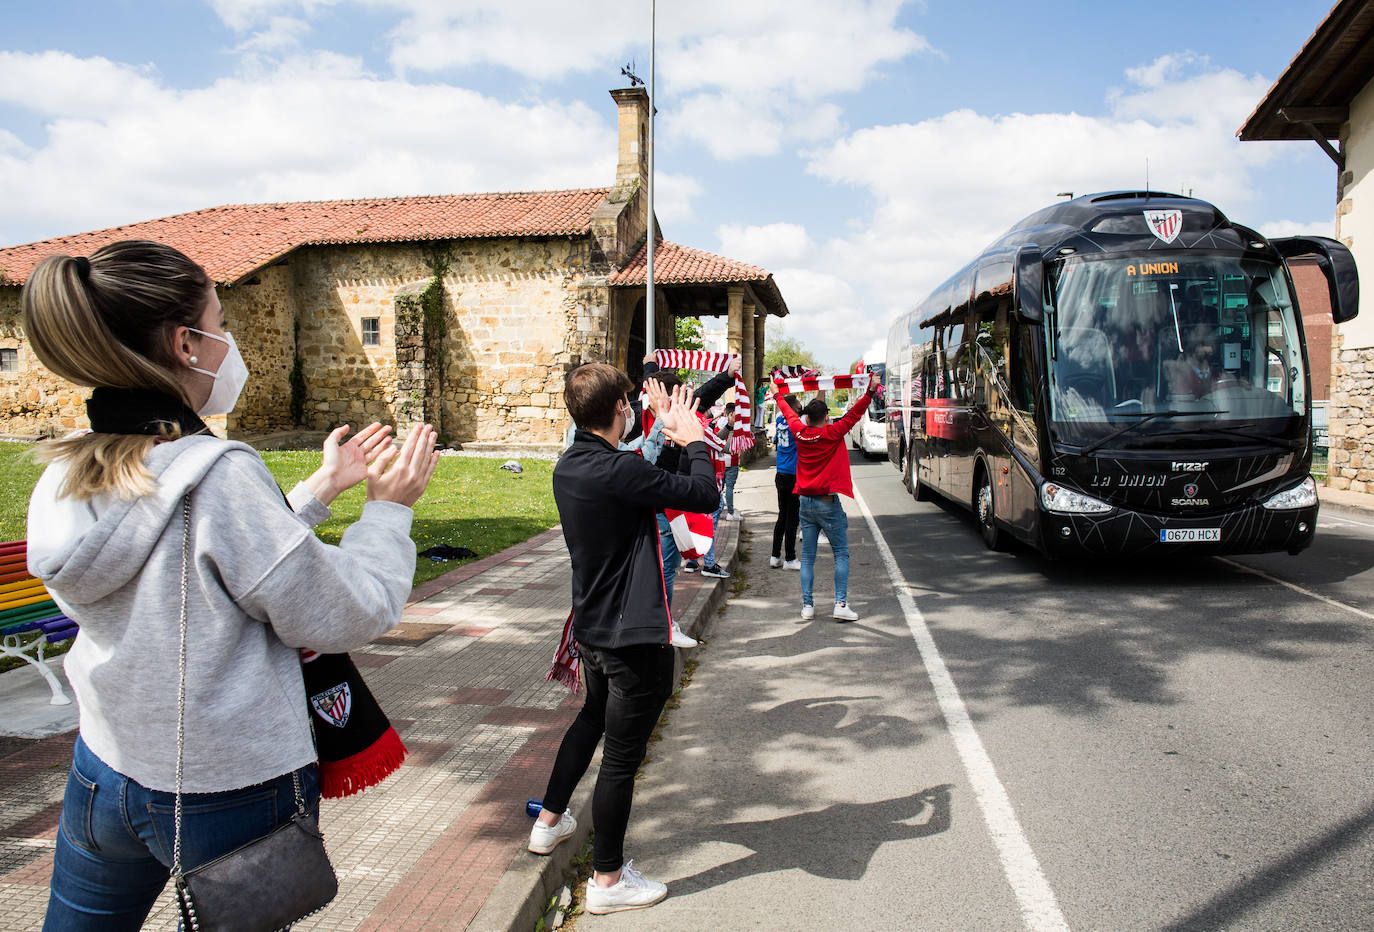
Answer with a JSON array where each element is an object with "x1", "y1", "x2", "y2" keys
[{"x1": 904, "y1": 190, "x2": 1272, "y2": 332}]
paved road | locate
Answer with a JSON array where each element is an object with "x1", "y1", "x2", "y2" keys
[
  {"x1": 853, "y1": 453, "x2": 1374, "y2": 931},
  {"x1": 606, "y1": 454, "x2": 1373, "y2": 931}
]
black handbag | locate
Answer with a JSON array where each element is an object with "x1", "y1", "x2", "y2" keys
[{"x1": 170, "y1": 494, "x2": 339, "y2": 931}]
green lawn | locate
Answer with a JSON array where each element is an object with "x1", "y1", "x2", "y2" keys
[{"x1": 0, "y1": 441, "x2": 558, "y2": 588}]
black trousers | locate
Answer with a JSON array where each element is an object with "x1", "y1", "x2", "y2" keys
[
  {"x1": 773, "y1": 472, "x2": 800, "y2": 561},
  {"x1": 540, "y1": 642, "x2": 675, "y2": 872}
]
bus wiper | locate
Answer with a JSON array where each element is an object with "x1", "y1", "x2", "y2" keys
[
  {"x1": 1168, "y1": 425, "x2": 1300, "y2": 450},
  {"x1": 1081, "y1": 409, "x2": 1225, "y2": 455}
]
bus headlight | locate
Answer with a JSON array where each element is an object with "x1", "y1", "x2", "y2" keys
[
  {"x1": 1260, "y1": 476, "x2": 1317, "y2": 510},
  {"x1": 1041, "y1": 482, "x2": 1112, "y2": 514}
]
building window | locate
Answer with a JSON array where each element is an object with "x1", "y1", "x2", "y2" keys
[
  {"x1": 0, "y1": 348, "x2": 17, "y2": 372},
  {"x1": 361, "y1": 318, "x2": 380, "y2": 347}
]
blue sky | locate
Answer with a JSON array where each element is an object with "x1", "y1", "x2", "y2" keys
[{"x1": 0, "y1": 0, "x2": 1341, "y2": 366}]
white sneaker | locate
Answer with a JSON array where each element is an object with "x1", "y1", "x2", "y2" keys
[
  {"x1": 784, "y1": 559, "x2": 801, "y2": 570},
  {"x1": 585, "y1": 860, "x2": 668, "y2": 914},
  {"x1": 769, "y1": 556, "x2": 783, "y2": 568},
  {"x1": 832, "y1": 601, "x2": 859, "y2": 622},
  {"x1": 801, "y1": 604, "x2": 815, "y2": 620},
  {"x1": 528, "y1": 809, "x2": 576, "y2": 854},
  {"x1": 729, "y1": 511, "x2": 742, "y2": 520},
  {"x1": 669, "y1": 623, "x2": 698, "y2": 648}
]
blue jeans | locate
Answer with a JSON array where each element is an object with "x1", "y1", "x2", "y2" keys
[
  {"x1": 657, "y1": 511, "x2": 678, "y2": 608},
  {"x1": 703, "y1": 501, "x2": 723, "y2": 567},
  {"x1": 799, "y1": 495, "x2": 849, "y2": 607},
  {"x1": 44, "y1": 735, "x2": 319, "y2": 931},
  {"x1": 723, "y1": 466, "x2": 740, "y2": 512}
]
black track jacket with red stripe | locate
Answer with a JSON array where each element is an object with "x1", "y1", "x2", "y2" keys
[{"x1": 554, "y1": 430, "x2": 718, "y2": 649}]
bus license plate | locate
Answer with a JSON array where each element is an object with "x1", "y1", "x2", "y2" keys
[{"x1": 1160, "y1": 528, "x2": 1220, "y2": 543}]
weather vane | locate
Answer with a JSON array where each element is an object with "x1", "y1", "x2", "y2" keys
[{"x1": 620, "y1": 61, "x2": 644, "y2": 87}]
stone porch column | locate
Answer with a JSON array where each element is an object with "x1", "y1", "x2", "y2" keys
[
  {"x1": 741, "y1": 301, "x2": 755, "y2": 404},
  {"x1": 753, "y1": 312, "x2": 766, "y2": 393},
  {"x1": 727, "y1": 286, "x2": 746, "y2": 390}
]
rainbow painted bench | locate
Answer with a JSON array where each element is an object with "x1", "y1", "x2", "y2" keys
[{"x1": 0, "y1": 540, "x2": 76, "y2": 706}]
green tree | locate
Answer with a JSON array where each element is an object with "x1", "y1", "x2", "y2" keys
[
  {"x1": 675, "y1": 315, "x2": 703, "y2": 351},
  {"x1": 763, "y1": 335, "x2": 820, "y2": 374}
]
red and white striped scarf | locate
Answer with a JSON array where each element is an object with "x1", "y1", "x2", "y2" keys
[
  {"x1": 547, "y1": 610, "x2": 582, "y2": 693},
  {"x1": 770, "y1": 365, "x2": 819, "y2": 381},
  {"x1": 772, "y1": 372, "x2": 871, "y2": 394},
  {"x1": 653, "y1": 349, "x2": 754, "y2": 453}
]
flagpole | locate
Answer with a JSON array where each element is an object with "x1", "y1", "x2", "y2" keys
[{"x1": 645, "y1": 0, "x2": 656, "y2": 356}]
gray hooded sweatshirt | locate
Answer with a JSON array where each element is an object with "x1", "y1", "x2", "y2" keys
[{"x1": 27, "y1": 435, "x2": 415, "y2": 793}]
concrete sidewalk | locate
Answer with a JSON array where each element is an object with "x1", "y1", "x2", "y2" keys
[{"x1": 0, "y1": 515, "x2": 739, "y2": 931}]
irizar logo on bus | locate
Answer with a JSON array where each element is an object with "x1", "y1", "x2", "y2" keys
[{"x1": 1172, "y1": 461, "x2": 1209, "y2": 472}]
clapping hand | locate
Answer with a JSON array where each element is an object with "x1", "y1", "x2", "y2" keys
[
  {"x1": 658, "y1": 385, "x2": 705, "y2": 446},
  {"x1": 306, "y1": 422, "x2": 393, "y2": 506},
  {"x1": 644, "y1": 378, "x2": 678, "y2": 431},
  {"x1": 367, "y1": 424, "x2": 441, "y2": 508}
]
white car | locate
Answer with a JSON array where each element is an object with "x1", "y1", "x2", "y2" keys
[{"x1": 848, "y1": 409, "x2": 887, "y2": 458}]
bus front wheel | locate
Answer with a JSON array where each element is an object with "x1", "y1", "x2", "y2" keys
[{"x1": 976, "y1": 469, "x2": 1004, "y2": 551}]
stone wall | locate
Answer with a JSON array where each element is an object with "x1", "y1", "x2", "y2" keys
[
  {"x1": 0, "y1": 286, "x2": 90, "y2": 437},
  {"x1": 1326, "y1": 328, "x2": 1374, "y2": 491},
  {"x1": 440, "y1": 237, "x2": 594, "y2": 445},
  {"x1": 223, "y1": 262, "x2": 298, "y2": 435}
]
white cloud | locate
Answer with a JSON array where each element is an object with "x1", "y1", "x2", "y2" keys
[
  {"x1": 652, "y1": 171, "x2": 703, "y2": 226},
  {"x1": 716, "y1": 222, "x2": 815, "y2": 267},
  {"x1": 1258, "y1": 219, "x2": 1335, "y2": 239},
  {"x1": 0, "y1": 51, "x2": 616, "y2": 244},
  {"x1": 205, "y1": 0, "x2": 928, "y2": 158}
]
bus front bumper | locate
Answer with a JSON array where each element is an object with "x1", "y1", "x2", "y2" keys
[{"x1": 1037, "y1": 501, "x2": 1319, "y2": 558}]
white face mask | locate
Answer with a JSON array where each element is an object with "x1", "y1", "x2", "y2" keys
[
  {"x1": 621, "y1": 402, "x2": 635, "y2": 440},
  {"x1": 187, "y1": 328, "x2": 249, "y2": 416}
]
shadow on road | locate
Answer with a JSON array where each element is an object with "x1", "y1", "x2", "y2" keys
[{"x1": 662, "y1": 784, "x2": 953, "y2": 895}]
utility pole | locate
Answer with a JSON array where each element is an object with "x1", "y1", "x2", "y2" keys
[{"x1": 645, "y1": 0, "x2": 656, "y2": 355}]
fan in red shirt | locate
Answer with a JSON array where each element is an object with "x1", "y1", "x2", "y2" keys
[{"x1": 773, "y1": 380, "x2": 877, "y2": 622}]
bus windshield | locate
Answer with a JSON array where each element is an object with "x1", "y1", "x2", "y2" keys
[{"x1": 1045, "y1": 253, "x2": 1306, "y2": 448}]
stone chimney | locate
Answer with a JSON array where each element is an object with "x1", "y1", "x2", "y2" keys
[
  {"x1": 610, "y1": 86, "x2": 650, "y2": 191},
  {"x1": 590, "y1": 87, "x2": 654, "y2": 269}
]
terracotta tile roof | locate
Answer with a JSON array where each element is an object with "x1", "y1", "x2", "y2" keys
[
  {"x1": 609, "y1": 240, "x2": 789, "y2": 316},
  {"x1": 610, "y1": 239, "x2": 769, "y2": 285},
  {"x1": 0, "y1": 188, "x2": 610, "y2": 286}
]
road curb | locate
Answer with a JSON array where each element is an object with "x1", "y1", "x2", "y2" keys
[{"x1": 466, "y1": 516, "x2": 742, "y2": 932}]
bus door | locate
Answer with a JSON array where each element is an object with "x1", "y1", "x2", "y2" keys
[
  {"x1": 972, "y1": 293, "x2": 1039, "y2": 532},
  {"x1": 933, "y1": 316, "x2": 973, "y2": 498},
  {"x1": 915, "y1": 349, "x2": 937, "y2": 486}
]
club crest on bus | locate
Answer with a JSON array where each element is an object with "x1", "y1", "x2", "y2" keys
[
  {"x1": 310, "y1": 682, "x2": 352, "y2": 728},
  {"x1": 1143, "y1": 209, "x2": 1183, "y2": 244}
]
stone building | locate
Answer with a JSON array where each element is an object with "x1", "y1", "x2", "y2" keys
[
  {"x1": 0, "y1": 87, "x2": 789, "y2": 447},
  {"x1": 1239, "y1": 0, "x2": 1374, "y2": 489}
]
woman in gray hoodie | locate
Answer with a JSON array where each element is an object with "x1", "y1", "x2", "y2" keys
[{"x1": 23, "y1": 240, "x2": 438, "y2": 930}]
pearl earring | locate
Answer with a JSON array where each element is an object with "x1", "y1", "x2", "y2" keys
[{"x1": 189, "y1": 355, "x2": 198, "y2": 364}]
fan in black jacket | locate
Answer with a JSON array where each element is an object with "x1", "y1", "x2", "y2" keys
[{"x1": 531, "y1": 366, "x2": 715, "y2": 914}]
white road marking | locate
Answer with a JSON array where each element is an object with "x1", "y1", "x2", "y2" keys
[
  {"x1": 1318, "y1": 513, "x2": 1374, "y2": 531},
  {"x1": 1216, "y1": 557, "x2": 1374, "y2": 622},
  {"x1": 853, "y1": 486, "x2": 1070, "y2": 932}
]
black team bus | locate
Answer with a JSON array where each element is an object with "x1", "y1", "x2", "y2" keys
[{"x1": 884, "y1": 191, "x2": 1358, "y2": 556}]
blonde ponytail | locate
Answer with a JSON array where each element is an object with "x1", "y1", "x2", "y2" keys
[{"x1": 21, "y1": 242, "x2": 212, "y2": 500}]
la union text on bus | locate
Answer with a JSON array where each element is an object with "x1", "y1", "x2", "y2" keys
[{"x1": 883, "y1": 190, "x2": 1357, "y2": 557}]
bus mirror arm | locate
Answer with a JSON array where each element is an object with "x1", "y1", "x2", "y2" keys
[
  {"x1": 1015, "y1": 244, "x2": 1044, "y2": 323},
  {"x1": 1272, "y1": 235, "x2": 1359, "y2": 324}
]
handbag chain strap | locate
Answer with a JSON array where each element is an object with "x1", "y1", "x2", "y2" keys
[
  {"x1": 171, "y1": 493, "x2": 305, "y2": 881},
  {"x1": 173, "y1": 492, "x2": 191, "y2": 878}
]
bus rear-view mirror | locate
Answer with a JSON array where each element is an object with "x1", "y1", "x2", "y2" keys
[
  {"x1": 1272, "y1": 235, "x2": 1359, "y2": 324},
  {"x1": 1016, "y1": 244, "x2": 1044, "y2": 323}
]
